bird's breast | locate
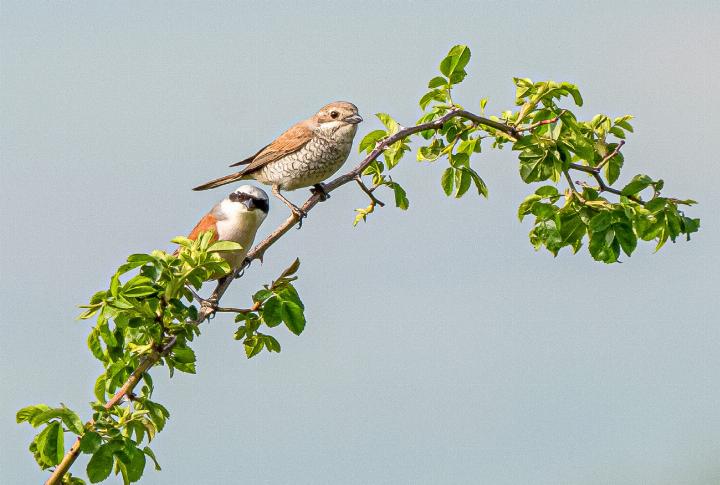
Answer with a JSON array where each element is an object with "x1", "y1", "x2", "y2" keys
[
  {"x1": 255, "y1": 125, "x2": 356, "y2": 190},
  {"x1": 214, "y1": 210, "x2": 264, "y2": 267}
]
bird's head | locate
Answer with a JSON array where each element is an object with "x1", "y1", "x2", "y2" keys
[
  {"x1": 314, "y1": 101, "x2": 363, "y2": 131},
  {"x1": 228, "y1": 185, "x2": 270, "y2": 216}
]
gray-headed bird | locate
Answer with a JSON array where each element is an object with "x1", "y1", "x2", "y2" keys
[
  {"x1": 184, "y1": 185, "x2": 269, "y2": 272},
  {"x1": 192, "y1": 101, "x2": 362, "y2": 222}
]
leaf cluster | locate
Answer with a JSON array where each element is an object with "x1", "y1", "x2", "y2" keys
[
  {"x1": 234, "y1": 258, "x2": 306, "y2": 358},
  {"x1": 17, "y1": 234, "x2": 308, "y2": 483},
  {"x1": 352, "y1": 44, "x2": 699, "y2": 262}
]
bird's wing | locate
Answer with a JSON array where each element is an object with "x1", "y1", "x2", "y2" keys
[
  {"x1": 232, "y1": 121, "x2": 314, "y2": 174},
  {"x1": 187, "y1": 208, "x2": 221, "y2": 241}
]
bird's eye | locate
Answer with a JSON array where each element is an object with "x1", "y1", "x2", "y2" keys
[{"x1": 330, "y1": 111, "x2": 339, "y2": 119}]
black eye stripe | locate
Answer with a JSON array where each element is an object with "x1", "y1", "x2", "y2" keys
[
  {"x1": 229, "y1": 192, "x2": 269, "y2": 212},
  {"x1": 229, "y1": 192, "x2": 251, "y2": 201},
  {"x1": 254, "y1": 199, "x2": 269, "y2": 213}
]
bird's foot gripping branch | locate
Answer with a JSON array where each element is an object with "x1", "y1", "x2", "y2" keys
[
  {"x1": 18, "y1": 234, "x2": 307, "y2": 485},
  {"x1": 18, "y1": 44, "x2": 700, "y2": 484}
]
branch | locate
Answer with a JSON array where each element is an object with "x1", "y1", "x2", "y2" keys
[
  {"x1": 46, "y1": 337, "x2": 177, "y2": 485},
  {"x1": 517, "y1": 109, "x2": 567, "y2": 133},
  {"x1": 196, "y1": 109, "x2": 518, "y2": 322},
  {"x1": 595, "y1": 139, "x2": 625, "y2": 170},
  {"x1": 355, "y1": 176, "x2": 385, "y2": 207},
  {"x1": 44, "y1": 109, "x2": 547, "y2": 482},
  {"x1": 569, "y1": 162, "x2": 643, "y2": 205}
]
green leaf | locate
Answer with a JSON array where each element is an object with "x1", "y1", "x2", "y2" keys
[
  {"x1": 589, "y1": 212, "x2": 613, "y2": 232},
  {"x1": 244, "y1": 336, "x2": 265, "y2": 358},
  {"x1": 29, "y1": 406, "x2": 83, "y2": 434},
  {"x1": 16, "y1": 404, "x2": 51, "y2": 424},
  {"x1": 36, "y1": 421, "x2": 64, "y2": 467},
  {"x1": 87, "y1": 443, "x2": 115, "y2": 483},
  {"x1": 261, "y1": 296, "x2": 282, "y2": 327},
  {"x1": 126, "y1": 253, "x2": 157, "y2": 264},
  {"x1": 455, "y1": 169, "x2": 471, "y2": 198},
  {"x1": 519, "y1": 151, "x2": 552, "y2": 183},
  {"x1": 208, "y1": 240, "x2": 243, "y2": 252},
  {"x1": 441, "y1": 167, "x2": 454, "y2": 196},
  {"x1": 427, "y1": 76, "x2": 447, "y2": 88},
  {"x1": 558, "y1": 211, "x2": 587, "y2": 252},
  {"x1": 142, "y1": 400, "x2": 170, "y2": 433},
  {"x1": 605, "y1": 155, "x2": 623, "y2": 185},
  {"x1": 264, "y1": 335, "x2": 281, "y2": 353},
  {"x1": 60, "y1": 408, "x2": 85, "y2": 435},
  {"x1": 170, "y1": 236, "x2": 193, "y2": 247},
  {"x1": 463, "y1": 167, "x2": 487, "y2": 198},
  {"x1": 391, "y1": 182, "x2": 410, "y2": 210},
  {"x1": 94, "y1": 375, "x2": 107, "y2": 402},
  {"x1": 122, "y1": 286, "x2": 157, "y2": 298},
  {"x1": 253, "y1": 289, "x2": 273, "y2": 303},
  {"x1": 280, "y1": 301, "x2": 306, "y2": 336},
  {"x1": 275, "y1": 258, "x2": 301, "y2": 282},
  {"x1": 609, "y1": 126, "x2": 626, "y2": 139},
  {"x1": 439, "y1": 45, "x2": 471, "y2": 81},
  {"x1": 121, "y1": 443, "x2": 146, "y2": 482},
  {"x1": 375, "y1": 113, "x2": 399, "y2": 133},
  {"x1": 87, "y1": 327, "x2": 105, "y2": 362},
  {"x1": 518, "y1": 194, "x2": 541, "y2": 221},
  {"x1": 66, "y1": 476, "x2": 87, "y2": 485},
  {"x1": 615, "y1": 118, "x2": 634, "y2": 132},
  {"x1": 419, "y1": 89, "x2": 447, "y2": 110},
  {"x1": 535, "y1": 186, "x2": 559, "y2": 197},
  {"x1": 615, "y1": 223, "x2": 637, "y2": 256},
  {"x1": 564, "y1": 83, "x2": 584, "y2": 106},
  {"x1": 143, "y1": 446, "x2": 162, "y2": 471},
  {"x1": 79, "y1": 431, "x2": 102, "y2": 454},
  {"x1": 171, "y1": 346, "x2": 196, "y2": 364},
  {"x1": 358, "y1": 129, "x2": 386, "y2": 153},
  {"x1": 622, "y1": 174, "x2": 653, "y2": 195}
]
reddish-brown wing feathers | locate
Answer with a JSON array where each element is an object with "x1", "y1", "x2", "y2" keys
[
  {"x1": 231, "y1": 120, "x2": 314, "y2": 174},
  {"x1": 187, "y1": 212, "x2": 219, "y2": 242}
]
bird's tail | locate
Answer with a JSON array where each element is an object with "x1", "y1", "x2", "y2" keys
[{"x1": 192, "y1": 172, "x2": 246, "y2": 191}]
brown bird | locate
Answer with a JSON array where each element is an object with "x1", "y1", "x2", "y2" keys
[
  {"x1": 182, "y1": 185, "x2": 269, "y2": 272},
  {"x1": 193, "y1": 101, "x2": 362, "y2": 222}
]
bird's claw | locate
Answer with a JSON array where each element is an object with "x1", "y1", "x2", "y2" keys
[
  {"x1": 311, "y1": 183, "x2": 331, "y2": 202},
  {"x1": 198, "y1": 298, "x2": 218, "y2": 321},
  {"x1": 291, "y1": 207, "x2": 308, "y2": 229}
]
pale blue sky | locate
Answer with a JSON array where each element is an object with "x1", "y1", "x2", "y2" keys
[{"x1": 1, "y1": 1, "x2": 719, "y2": 484}]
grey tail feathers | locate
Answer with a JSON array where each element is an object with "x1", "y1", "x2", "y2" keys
[{"x1": 192, "y1": 172, "x2": 246, "y2": 191}]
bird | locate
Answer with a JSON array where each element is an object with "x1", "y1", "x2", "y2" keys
[
  {"x1": 192, "y1": 101, "x2": 363, "y2": 223},
  {"x1": 182, "y1": 185, "x2": 269, "y2": 273}
]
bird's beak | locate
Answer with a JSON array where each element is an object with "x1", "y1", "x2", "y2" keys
[
  {"x1": 242, "y1": 198, "x2": 256, "y2": 210},
  {"x1": 345, "y1": 114, "x2": 363, "y2": 125}
]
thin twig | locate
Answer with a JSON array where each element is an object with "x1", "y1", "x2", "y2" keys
[
  {"x1": 355, "y1": 176, "x2": 385, "y2": 207},
  {"x1": 569, "y1": 162, "x2": 644, "y2": 205},
  {"x1": 595, "y1": 140, "x2": 625, "y2": 170},
  {"x1": 517, "y1": 109, "x2": 567, "y2": 133},
  {"x1": 215, "y1": 306, "x2": 254, "y2": 314},
  {"x1": 563, "y1": 169, "x2": 582, "y2": 199},
  {"x1": 185, "y1": 285, "x2": 204, "y2": 304}
]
